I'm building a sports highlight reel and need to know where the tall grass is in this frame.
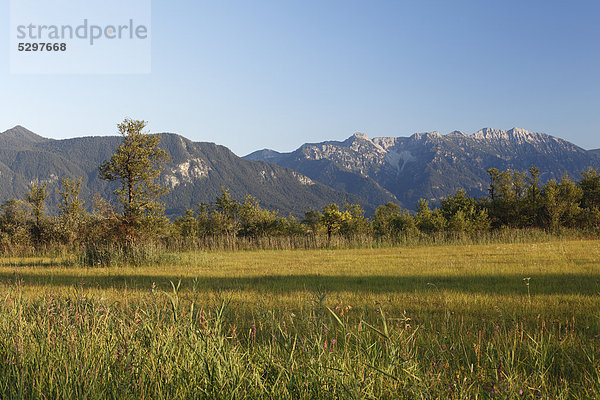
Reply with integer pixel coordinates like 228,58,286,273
0,228,596,258
78,242,180,267
165,228,596,252
0,288,598,399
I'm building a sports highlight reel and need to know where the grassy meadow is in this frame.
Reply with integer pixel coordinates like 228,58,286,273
1,239,600,398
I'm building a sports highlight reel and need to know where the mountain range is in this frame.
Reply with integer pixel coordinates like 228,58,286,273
245,128,600,209
0,125,599,217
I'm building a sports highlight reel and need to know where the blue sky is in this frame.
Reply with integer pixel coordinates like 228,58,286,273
1,1,599,155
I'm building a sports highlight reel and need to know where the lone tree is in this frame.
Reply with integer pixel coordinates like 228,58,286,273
99,118,170,241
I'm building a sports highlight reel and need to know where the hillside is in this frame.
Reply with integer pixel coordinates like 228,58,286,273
0,127,368,217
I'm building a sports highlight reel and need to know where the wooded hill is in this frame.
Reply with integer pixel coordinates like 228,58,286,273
0,126,366,217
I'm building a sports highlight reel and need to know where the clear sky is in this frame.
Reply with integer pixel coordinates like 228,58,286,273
1,0,599,155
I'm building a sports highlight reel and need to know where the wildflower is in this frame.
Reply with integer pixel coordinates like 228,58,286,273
519,390,524,395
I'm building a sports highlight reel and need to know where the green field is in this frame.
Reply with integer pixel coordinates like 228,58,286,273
1,239,600,399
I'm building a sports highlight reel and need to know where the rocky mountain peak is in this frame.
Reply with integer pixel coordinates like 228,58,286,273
472,127,549,144
472,128,507,140
411,131,442,141
352,132,369,140
342,132,371,146
507,127,547,141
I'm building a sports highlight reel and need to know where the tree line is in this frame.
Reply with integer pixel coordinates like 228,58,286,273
1,119,599,255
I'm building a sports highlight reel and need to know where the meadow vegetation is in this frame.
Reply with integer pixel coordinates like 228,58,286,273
1,240,599,398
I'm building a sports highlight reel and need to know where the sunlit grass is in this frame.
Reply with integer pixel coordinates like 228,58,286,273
0,239,599,398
